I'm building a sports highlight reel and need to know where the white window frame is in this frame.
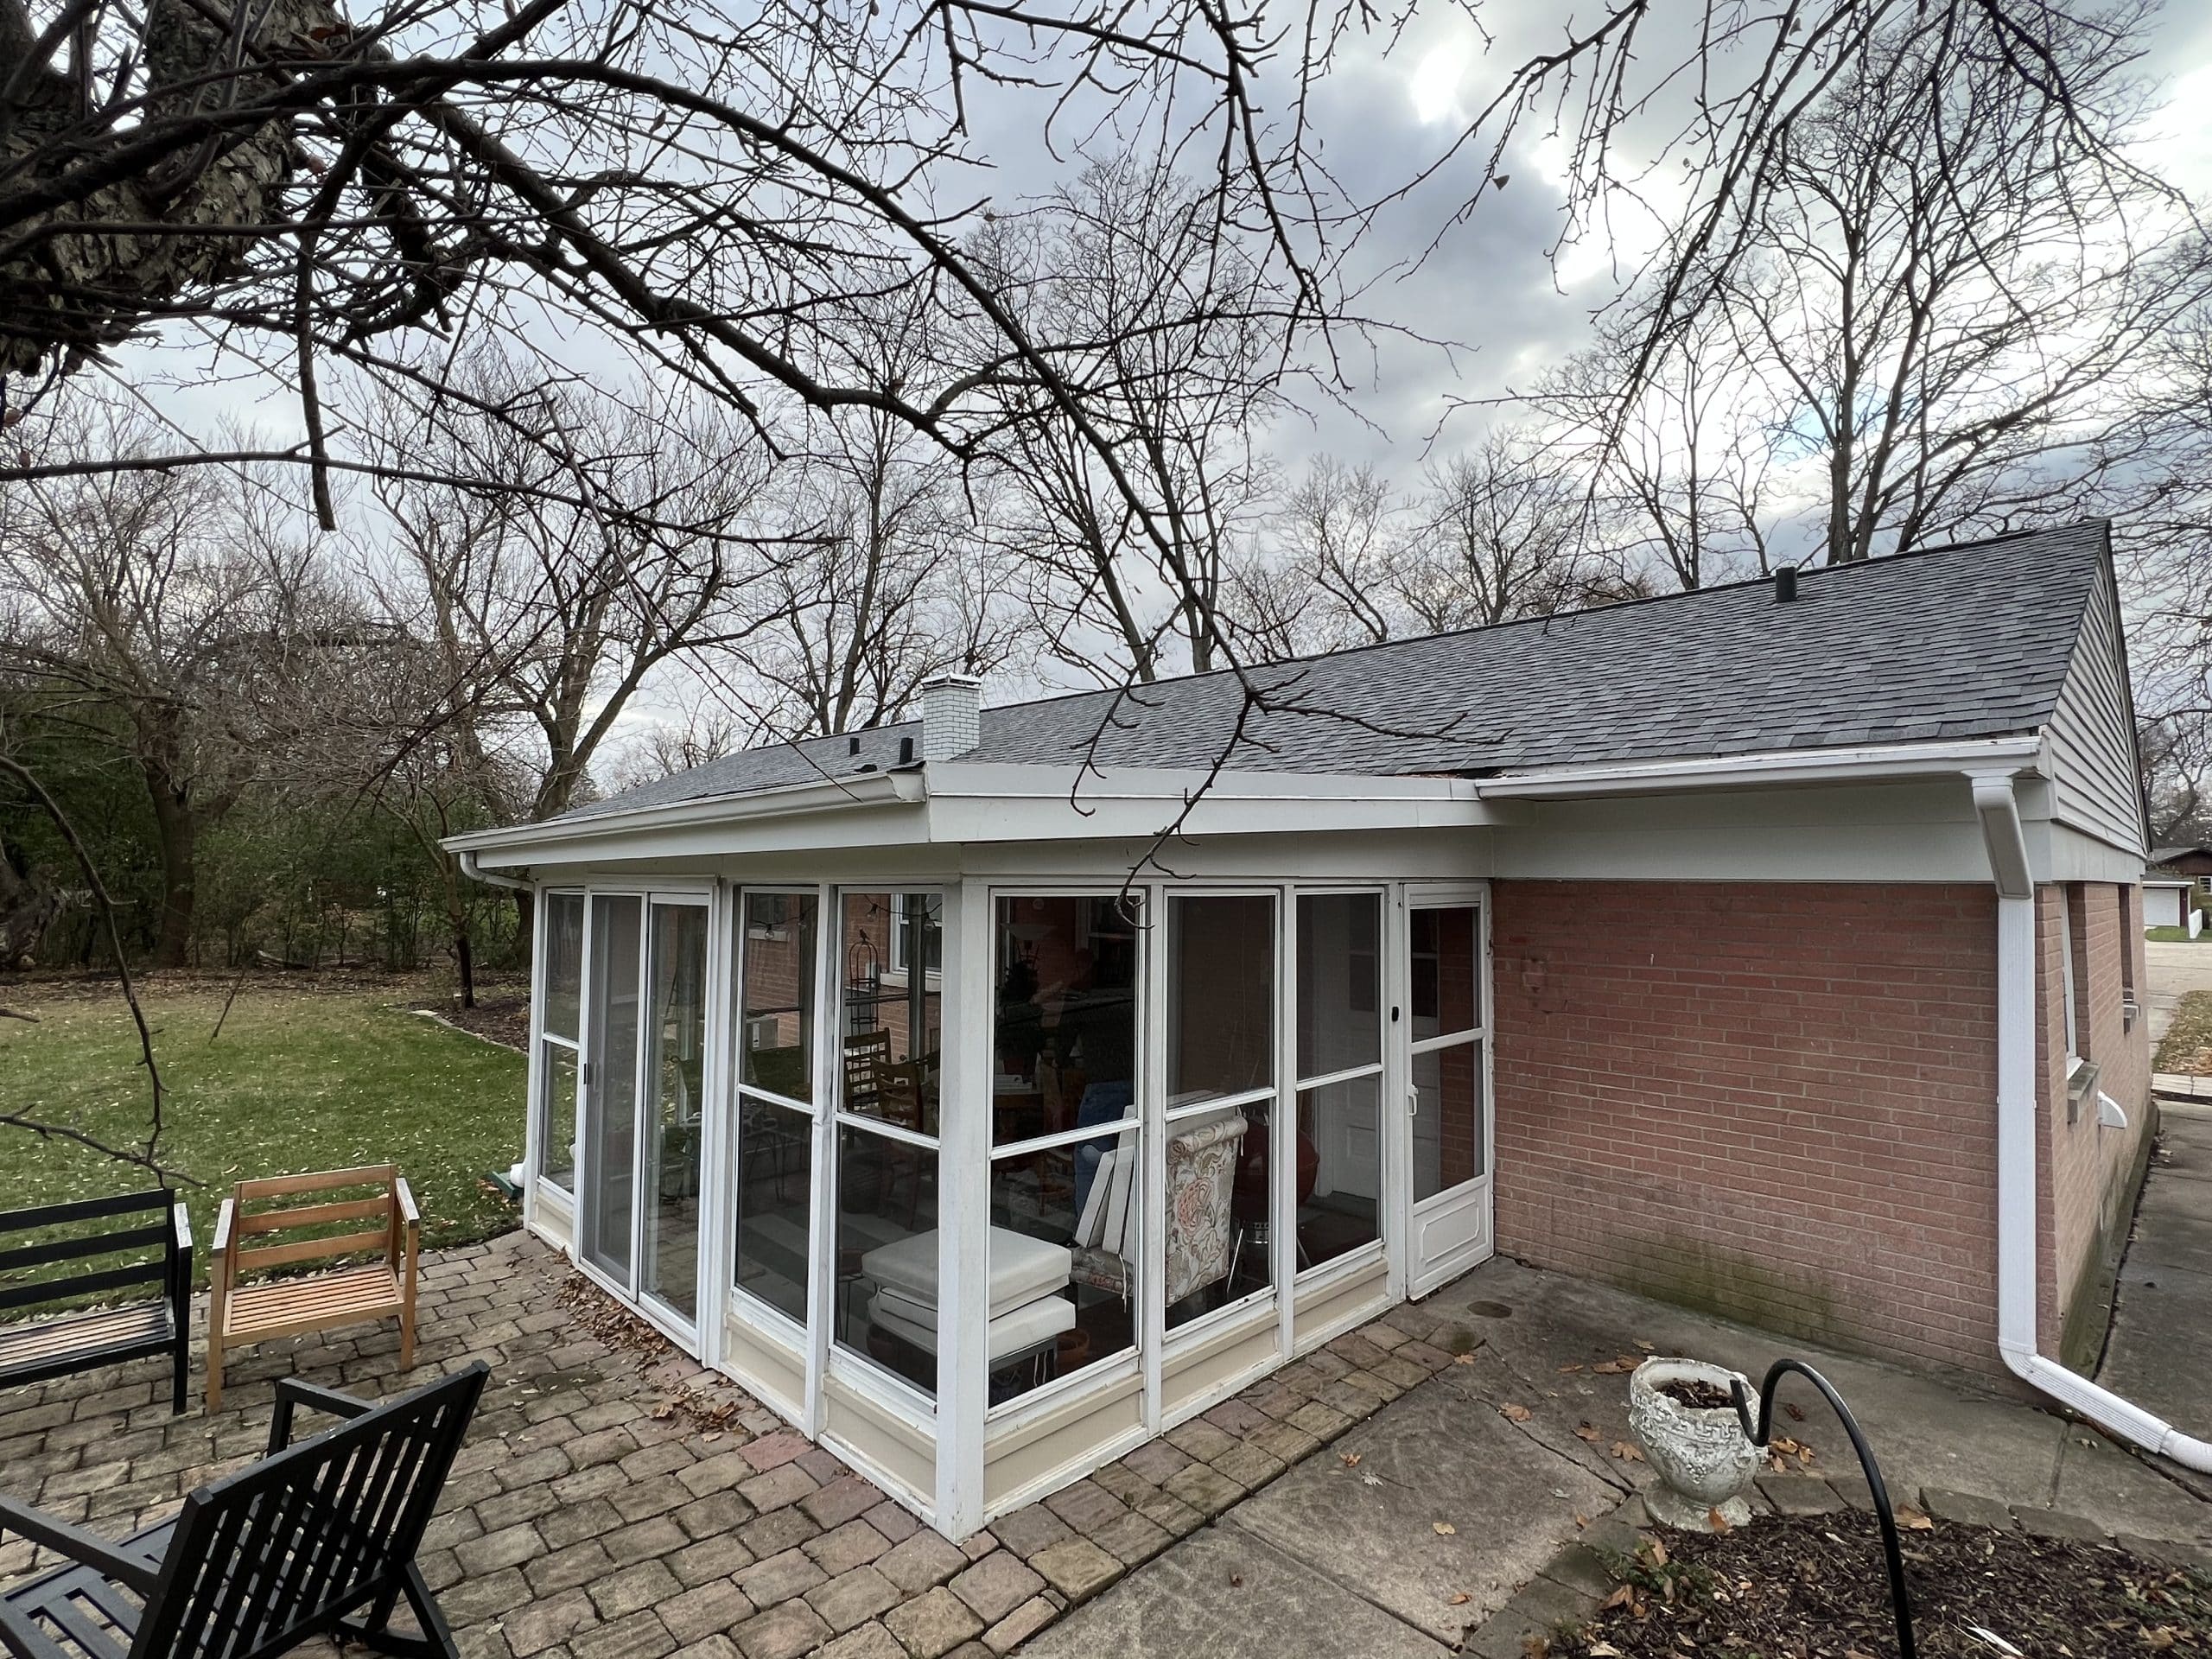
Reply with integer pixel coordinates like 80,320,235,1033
1289,888,1390,1295
728,885,823,1343
2059,885,2085,1075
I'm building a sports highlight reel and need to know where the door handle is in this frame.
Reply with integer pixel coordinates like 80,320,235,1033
1408,1085,1421,1120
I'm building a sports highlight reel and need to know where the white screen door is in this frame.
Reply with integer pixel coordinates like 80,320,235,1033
1402,891,1492,1296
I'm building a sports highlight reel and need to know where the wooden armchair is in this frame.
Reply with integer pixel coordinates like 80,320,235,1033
207,1165,419,1410
0,1364,487,1659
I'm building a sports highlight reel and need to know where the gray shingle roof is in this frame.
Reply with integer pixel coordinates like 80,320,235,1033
563,522,2108,822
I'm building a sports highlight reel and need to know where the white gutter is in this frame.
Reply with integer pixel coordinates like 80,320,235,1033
1968,768,2212,1472
1484,735,2046,798
442,769,927,861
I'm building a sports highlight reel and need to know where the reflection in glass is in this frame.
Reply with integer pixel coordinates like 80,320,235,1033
841,892,941,1136
538,1042,578,1189
1296,893,1381,1077
992,1123,1135,1405
836,1125,941,1397
741,891,817,1103
1296,1076,1381,1268
734,1096,811,1325
582,894,642,1281
641,902,707,1320
543,893,584,1042
992,895,1140,1148
1167,894,1275,1105
1412,1041,1484,1201
1409,906,1478,1040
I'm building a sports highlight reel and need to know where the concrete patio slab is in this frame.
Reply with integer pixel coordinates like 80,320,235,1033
1226,1367,1621,1642
1012,1517,1450,1659
2100,1100,2212,1466
2145,939,2212,1052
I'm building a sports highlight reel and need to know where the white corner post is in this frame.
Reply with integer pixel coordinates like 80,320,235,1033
1967,769,2212,1472
936,879,992,1537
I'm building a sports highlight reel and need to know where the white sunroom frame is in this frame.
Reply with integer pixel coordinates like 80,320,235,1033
519,865,1496,1537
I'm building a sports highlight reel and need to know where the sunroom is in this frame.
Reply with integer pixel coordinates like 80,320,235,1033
458,715,1498,1540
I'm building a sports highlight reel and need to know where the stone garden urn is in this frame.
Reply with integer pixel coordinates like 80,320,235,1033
1625,1357,1761,1528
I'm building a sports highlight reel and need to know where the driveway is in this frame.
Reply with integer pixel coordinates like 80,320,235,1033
2146,938,2212,1053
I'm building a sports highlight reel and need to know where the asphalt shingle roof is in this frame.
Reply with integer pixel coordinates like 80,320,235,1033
563,522,2109,822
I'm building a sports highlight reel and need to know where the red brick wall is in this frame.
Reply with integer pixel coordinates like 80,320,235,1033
1491,880,2004,1376
2033,882,2152,1358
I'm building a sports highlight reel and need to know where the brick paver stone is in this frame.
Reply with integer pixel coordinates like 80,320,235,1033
1026,1537,1122,1604
947,1553,1045,1624
804,1565,902,1635
882,1588,982,1659
877,1533,967,1595
734,1602,833,1659
659,1579,760,1646
981,1504,1071,1561
737,1548,829,1609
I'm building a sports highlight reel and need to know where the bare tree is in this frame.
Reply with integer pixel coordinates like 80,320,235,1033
1395,431,1637,632
0,406,350,965
366,358,777,830
1630,2,2201,566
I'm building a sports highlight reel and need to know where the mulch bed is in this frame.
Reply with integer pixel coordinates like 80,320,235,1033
1560,1510,2212,1657
416,991,530,1051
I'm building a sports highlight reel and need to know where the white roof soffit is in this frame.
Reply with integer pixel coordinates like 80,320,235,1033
1478,734,2049,799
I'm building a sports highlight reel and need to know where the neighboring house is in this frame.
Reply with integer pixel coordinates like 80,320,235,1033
448,521,2166,1537
2144,879,2200,935
2150,844,2212,895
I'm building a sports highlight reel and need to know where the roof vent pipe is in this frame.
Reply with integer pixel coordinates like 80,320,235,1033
919,674,982,761
898,735,914,766
849,735,861,756
1774,567,1799,603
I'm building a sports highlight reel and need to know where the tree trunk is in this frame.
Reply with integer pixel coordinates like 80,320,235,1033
456,928,477,1008
145,782,197,970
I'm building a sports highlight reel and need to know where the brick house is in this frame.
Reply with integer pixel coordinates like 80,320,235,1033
449,520,2185,1536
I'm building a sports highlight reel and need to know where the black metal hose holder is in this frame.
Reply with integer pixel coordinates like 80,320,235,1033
1729,1358,1918,1659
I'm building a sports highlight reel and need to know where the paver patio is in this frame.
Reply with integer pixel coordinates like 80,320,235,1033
0,1229,1472,1659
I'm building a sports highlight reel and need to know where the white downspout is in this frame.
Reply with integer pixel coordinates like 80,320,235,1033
1967,770,2212,1472
457,848,531,891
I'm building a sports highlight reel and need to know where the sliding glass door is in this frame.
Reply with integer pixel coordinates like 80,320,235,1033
576,890,709,1334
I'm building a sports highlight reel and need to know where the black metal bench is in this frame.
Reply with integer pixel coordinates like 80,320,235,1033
0,1362,490,1659
0,1192,193,1414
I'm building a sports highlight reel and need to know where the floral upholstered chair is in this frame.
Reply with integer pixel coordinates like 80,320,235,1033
1070,1107,1246,1305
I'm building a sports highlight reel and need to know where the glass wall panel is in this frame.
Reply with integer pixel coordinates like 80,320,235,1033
1166,894,1274,1106
992,896,1139,1147
1295,894,1380,1077
1410,906,1478,1040
1411,1042,1484,1201
543,893,584,1040
734,1096,811,1325
538,1043,579,1190
741,892,817,1103
641,902,708,1321
1296,1076,1381,1268
835,1125,941,1397
582,894,643,1281
990,1122,1135,1404
840,892,942,1136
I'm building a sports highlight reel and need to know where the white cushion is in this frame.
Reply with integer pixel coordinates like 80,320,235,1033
867,1290,1076,1362
860,1227,1071,1319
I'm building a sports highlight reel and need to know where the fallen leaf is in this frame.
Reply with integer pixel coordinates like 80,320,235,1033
1453,1352,1478,1366
1616,1355,1641,1370
1601,1585,1634,1611
1707,1507,1732,1533
1340,1452,1363,1467
1447,1592,1471,1605
1648,1536,1669,1567
1610,1440,1646,1462
1897,1504,1935,1531
1500,1402,1532,1422
1230,1572,1244,1587
1574,1422,1605,1442
1633,1338,1655,1351
1588,1643,1624,1657
1433,1521,1457,1535
1558,1363,1585,1374
1362,1473,1382,1486
1574,1512,1589,1529
1592,1359,1628,1375
1784,1402,1806,1422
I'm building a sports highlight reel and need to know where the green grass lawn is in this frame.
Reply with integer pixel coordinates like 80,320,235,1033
0,982,527,1283
2147,925,2212,944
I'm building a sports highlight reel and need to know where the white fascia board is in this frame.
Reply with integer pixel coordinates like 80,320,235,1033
1478,734,2048,799
441,770,926,868
918,762,1491,843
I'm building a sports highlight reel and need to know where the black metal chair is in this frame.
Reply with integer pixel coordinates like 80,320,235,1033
0,1362,489,1659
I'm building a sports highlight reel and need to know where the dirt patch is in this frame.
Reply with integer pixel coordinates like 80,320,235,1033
414,992,531,1052
1560,1512,2212,1657
2157,989,2212,1077
1656,1378,1733,1410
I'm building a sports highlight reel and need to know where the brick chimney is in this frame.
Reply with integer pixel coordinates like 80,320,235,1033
919,675,982,761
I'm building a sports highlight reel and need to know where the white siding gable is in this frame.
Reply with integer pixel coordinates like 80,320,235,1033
2044,548,2147,858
